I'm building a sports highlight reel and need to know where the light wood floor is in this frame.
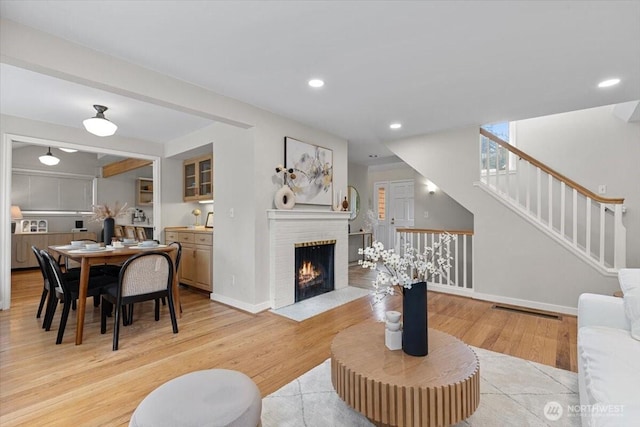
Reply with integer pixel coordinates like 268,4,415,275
1,267,577,426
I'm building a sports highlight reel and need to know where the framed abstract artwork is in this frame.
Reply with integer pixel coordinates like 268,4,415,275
284,136,333,205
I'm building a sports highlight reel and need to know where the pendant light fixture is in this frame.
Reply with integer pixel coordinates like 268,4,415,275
83,104,117,137
39,147,60,166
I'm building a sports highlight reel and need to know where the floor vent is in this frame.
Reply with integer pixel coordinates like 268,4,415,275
492,304,562,320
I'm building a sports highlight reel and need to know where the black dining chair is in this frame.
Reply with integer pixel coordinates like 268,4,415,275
39,250,117,344
101,251,178,351
33,245,55,322
33,245,99,327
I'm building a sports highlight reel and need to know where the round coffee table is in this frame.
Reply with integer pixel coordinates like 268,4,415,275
331,322,480,426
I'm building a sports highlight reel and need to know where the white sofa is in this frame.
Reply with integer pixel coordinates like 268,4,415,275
578,269,640,427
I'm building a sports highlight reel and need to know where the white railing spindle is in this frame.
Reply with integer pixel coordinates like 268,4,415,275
572,189,578,246
394,229,473,291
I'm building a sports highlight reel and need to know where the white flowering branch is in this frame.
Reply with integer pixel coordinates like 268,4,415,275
90,202,128,222
358,235,453,304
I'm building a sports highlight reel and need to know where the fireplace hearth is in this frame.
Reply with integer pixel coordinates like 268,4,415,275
295,240,335,303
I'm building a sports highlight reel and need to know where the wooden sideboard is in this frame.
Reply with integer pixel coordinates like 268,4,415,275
165,227,213,292
11,231,97,269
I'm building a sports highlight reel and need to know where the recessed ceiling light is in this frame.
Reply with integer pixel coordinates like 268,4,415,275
368,154,378,158
59,148,78,153
308,79,324,88
389,123,402,129
598,78,620,88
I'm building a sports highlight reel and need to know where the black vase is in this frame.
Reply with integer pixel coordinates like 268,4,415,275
402,281,428,356
103,217,115,244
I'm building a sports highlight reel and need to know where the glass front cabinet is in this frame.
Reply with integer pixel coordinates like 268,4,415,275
183,154,213,202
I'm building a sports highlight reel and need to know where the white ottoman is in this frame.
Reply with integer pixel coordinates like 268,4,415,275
130,369,262,427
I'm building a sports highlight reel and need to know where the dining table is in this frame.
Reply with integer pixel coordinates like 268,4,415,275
47,243,179,345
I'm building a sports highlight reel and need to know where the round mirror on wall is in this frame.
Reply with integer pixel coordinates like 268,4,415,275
348,186,360,221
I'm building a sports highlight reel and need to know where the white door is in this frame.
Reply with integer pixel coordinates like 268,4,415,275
389,180,415,249
373,182,389,248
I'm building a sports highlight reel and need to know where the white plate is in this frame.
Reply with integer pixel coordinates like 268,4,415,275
131,244,165,249
56,244,83,250
69,247,114,253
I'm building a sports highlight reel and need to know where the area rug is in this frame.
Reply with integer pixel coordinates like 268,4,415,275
269,287,371,322
262,346,580,426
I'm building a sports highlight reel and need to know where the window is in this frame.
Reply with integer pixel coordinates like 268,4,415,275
377,187,386,221
480,122,517,172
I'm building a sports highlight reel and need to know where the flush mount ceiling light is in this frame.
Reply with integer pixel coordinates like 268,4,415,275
598,78,620,88
83,104,118,137
39,147,60,166
389,123,402,129
308,79,325,88
59,148,78,153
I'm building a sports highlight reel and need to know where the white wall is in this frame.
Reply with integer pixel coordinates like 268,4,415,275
387,125,620,313
347,162,368,260
413,176,474,231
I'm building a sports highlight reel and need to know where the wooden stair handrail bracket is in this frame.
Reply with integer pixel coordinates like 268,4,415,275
102,158,153,178
479,129,623,204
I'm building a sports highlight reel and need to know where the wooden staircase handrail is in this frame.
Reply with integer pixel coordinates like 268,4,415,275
396,228,474,236
480,128,624,204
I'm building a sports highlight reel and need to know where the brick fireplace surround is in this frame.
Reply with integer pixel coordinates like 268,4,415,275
267,209,349,309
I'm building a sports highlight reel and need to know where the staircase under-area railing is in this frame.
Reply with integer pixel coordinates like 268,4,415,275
395,228,474,292
478,128,626,272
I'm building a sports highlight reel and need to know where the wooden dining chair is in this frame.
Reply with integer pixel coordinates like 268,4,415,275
124,226,136,240
135,227,147,241
114,225,124,239
127,241,183,325
101,251,178,351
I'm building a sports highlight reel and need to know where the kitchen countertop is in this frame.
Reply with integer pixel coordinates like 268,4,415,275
117,223,154,228
165,226,213,233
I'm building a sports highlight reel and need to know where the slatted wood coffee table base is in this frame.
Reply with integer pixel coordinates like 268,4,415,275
331,324,480,426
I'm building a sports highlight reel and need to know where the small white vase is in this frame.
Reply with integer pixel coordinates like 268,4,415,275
274,185,296,210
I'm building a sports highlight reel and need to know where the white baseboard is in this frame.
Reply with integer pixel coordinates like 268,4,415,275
210,293,271,314
427,283,475,298
427,283,577,316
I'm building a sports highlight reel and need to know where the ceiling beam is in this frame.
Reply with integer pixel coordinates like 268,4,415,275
102,158,152,178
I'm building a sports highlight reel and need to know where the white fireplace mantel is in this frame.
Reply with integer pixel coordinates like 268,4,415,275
267,209,350,221
267,209,349,309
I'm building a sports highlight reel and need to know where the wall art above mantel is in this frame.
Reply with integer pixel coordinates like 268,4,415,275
284,136,333,206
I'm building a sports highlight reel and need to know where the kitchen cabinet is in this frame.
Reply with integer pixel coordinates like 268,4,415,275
165,228,213,292
136,178,153,206
11,231,97,269
183,154,213,202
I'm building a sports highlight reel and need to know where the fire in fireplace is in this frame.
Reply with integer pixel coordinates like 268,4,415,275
294,240,335,303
